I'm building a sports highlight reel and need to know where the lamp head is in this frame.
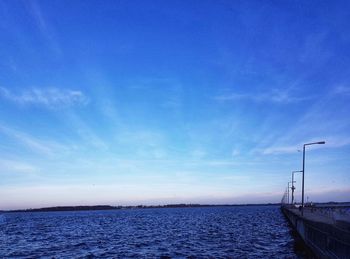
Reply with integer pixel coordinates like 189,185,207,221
304,141,326,146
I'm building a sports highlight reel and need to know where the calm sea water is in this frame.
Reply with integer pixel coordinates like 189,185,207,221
0,206,302,258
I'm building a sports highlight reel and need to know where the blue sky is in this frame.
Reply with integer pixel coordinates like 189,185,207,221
0,0,349,209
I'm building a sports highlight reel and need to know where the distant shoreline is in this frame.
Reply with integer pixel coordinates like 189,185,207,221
4,203,281,213
4,201,350,213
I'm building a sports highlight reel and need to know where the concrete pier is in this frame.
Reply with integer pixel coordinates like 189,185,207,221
282,206,350,258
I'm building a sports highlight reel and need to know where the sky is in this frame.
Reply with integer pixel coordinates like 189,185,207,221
0,0,349,210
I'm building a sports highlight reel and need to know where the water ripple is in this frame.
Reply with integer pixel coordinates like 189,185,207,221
0,206,302,258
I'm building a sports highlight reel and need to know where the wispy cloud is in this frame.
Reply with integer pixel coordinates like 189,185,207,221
299,31,332,65
189,148,207,159
0,125,73,157
248,84,350,156
333,85,350,96
259,136,350,155
25,0,62,56
320,136,350,148
162,96,182,109
0,87,88,108
0,159,39,174
215,89,312,103
128,77,183,110
64,113,108,150
115,130,167,159
260,145,299,155
0,125,53,155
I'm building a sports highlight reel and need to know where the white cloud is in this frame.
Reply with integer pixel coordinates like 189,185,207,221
215,89,312,104
0,87,89,108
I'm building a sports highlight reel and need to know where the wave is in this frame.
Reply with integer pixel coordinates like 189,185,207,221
0,213,5,224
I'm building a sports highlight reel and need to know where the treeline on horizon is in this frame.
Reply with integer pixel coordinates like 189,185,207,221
2,202,350,213
6,203,281,213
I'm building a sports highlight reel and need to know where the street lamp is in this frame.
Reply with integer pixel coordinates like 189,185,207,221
301,141,325,216
291,170,302,205
287,181,293,205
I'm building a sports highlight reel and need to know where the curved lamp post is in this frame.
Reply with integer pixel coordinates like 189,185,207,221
301,141,325,216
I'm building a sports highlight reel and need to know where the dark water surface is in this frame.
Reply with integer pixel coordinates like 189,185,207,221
0,206,302,258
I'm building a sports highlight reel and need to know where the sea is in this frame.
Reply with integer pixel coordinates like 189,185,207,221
0,206,304,258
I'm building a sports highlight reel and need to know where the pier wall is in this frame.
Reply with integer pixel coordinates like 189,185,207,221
282,207,350,259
